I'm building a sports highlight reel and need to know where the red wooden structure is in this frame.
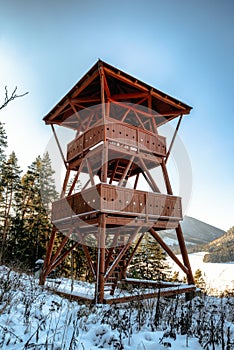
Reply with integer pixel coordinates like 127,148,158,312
39,60,195,303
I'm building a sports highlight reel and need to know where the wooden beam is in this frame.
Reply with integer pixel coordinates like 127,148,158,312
105,231,120,270
45,69,99,124
47,242,79,275
104,228,140,280
39,225,57,285
51,125,67,170
118,156,135,187
71,69,100,99
99,64,106,120
123,233,144,274
67,170,79,196
149,228,189,275
165,115,183,163
109,99,153,118
71,97,101,104
109,160,120,184
86,158,95,186
134,172,140,190
75,230,96,279
139,157,160,193
110,92,148,100
133,110,146,130
100,142,108,183
96,214,106,303
104,67,189,112
149,93,158,134
161,158,173,195
45,229,73,274
60,168,71,198
175,224,195,284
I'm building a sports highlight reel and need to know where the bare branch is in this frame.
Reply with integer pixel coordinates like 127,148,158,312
0,86,29,111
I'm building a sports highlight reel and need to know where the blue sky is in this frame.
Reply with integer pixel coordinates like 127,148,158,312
0,0,233,231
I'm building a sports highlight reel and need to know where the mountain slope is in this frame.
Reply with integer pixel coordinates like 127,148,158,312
203,226,234,263
160,215,225,246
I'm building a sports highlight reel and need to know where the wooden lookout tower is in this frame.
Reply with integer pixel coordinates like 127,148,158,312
40,60,196,303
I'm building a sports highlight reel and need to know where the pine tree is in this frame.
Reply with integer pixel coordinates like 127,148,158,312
0,152,21,262
129,233,171,281
40,152,58,213
194,268,206,294
0,121,7,167
9,155,58,268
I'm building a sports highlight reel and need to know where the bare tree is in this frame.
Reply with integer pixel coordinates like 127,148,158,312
0,86,28,111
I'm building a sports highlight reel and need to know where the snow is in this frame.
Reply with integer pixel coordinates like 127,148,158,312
0,265,234,350
168,252,234,295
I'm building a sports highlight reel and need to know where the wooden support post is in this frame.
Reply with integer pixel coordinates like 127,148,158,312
118,156,134,187
39,225,57,285
46,229,73,272
105,228,140,281
51,125,67,170
99,63,106,123
109,160,119,184
165,115,183,164
47,242,79,275
139,157,160,192
61,168,71,198
123,233,144,277
105,231,120,269
175,224,195,285
67,170,79,196
96,214,106,304
86,158,95,186
100,143,108,183
134,172,140,190
75,230,96,279
161,158,173,195
148,92,158,134
149,228,189,275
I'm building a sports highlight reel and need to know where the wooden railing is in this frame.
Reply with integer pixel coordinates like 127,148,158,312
67,122,166,163
52,184,182,222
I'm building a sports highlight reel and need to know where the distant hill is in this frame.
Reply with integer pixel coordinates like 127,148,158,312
160,215,225,247
203,226,234,263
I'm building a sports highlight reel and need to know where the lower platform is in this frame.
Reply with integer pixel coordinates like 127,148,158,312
45,277,196,304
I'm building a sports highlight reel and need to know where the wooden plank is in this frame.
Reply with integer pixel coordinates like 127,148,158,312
103,285,196,304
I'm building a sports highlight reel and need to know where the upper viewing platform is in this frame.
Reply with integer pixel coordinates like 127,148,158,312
43,60,192,134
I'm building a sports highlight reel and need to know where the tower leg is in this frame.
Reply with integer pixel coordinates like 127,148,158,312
39,226,57,285
96,214,106,303
175,224,195,285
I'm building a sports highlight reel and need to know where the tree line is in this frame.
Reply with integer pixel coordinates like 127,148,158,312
0,121,58,268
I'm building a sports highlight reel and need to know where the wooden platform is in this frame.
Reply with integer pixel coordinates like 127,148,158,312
52,184,182,232
46,278,197,305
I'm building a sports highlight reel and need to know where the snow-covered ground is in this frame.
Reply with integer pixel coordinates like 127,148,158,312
0,265,234,350
168,252,234,295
